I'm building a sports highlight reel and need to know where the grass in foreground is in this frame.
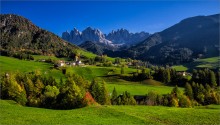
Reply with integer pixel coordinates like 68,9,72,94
0,100,219,125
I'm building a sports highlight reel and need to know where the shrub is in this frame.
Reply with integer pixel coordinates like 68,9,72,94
170,98,179,107
146,91,158,106
179,95,192,108
82,92,97,106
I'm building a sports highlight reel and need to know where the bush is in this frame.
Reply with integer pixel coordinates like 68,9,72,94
118,91,136,105
191,100,200,107
156,94,163,105
56,80,84,109
171,98,179,107
0,73,27,105
179,95,192,108
103,61,112,67
146,91,158,106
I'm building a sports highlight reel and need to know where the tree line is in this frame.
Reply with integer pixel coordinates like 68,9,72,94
120,66,219,87
0,68,219,109
0,71,136,109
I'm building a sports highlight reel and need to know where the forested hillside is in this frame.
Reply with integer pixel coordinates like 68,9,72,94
125,14,220,64
0,14,79,58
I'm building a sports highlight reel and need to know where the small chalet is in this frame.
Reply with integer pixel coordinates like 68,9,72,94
54,60,65,67
75,55,84,66
177,71,192,77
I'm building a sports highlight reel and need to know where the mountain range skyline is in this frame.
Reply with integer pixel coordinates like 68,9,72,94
62,27,150,46
2,1,219,36
63,27,148,35
0,13,219,64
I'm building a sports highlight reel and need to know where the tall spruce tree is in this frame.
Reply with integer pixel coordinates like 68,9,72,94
101,81,111,105
184,82,193,100
171,85,181,98
210,71,217,87
121,66,125,74
89,79,102,104
165,69,171,83
111,87,118,105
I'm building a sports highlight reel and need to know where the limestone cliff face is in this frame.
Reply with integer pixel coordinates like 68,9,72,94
62,27,150,46
62,27,113,46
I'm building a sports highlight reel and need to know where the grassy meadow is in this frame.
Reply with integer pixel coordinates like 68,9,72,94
1,56,220,124
106,82,183,95
0,56,182,95
66,66,138,80
0,100,219,125
171,65,188,71
66,66,181,95
0,56,51,73
172,57,220,72
193,56,220,69
32,55,71,61
0,56,65,81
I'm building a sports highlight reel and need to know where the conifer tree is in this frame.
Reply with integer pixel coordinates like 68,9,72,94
89,79,102,103
184,82,193,100
121,66,125,74
111,87,118,105
210,71,217,87
100,81,111,105
171,85,181,98
166,69,171,83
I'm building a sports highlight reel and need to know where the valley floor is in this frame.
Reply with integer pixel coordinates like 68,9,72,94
0,100,220,125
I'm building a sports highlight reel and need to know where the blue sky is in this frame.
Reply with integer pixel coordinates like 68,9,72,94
1,1,220,36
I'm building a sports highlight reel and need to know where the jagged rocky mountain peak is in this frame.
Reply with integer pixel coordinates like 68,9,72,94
62,27,150,49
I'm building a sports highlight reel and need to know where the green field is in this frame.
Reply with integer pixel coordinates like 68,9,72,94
193,57,220,69
172,65,188,71
1,100,219,125
173,57,220,71
0,56,65,81
77,49,115,62
106,82,183,95
32,55,71,61
1,56,219,125
0,56,51,73
66,66,181,95
0,56,182,95
66,66,138,80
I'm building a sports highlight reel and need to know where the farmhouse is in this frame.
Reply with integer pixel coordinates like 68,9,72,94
177,71,192,77
54,60,65,67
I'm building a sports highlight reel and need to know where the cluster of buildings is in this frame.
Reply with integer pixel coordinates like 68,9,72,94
55,60,84,67
54,56,85,67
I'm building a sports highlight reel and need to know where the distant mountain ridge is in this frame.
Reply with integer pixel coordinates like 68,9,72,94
62,27,113,46
79,41,107,55
126,14,220,64
106,29,150,45
62,27,150,46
